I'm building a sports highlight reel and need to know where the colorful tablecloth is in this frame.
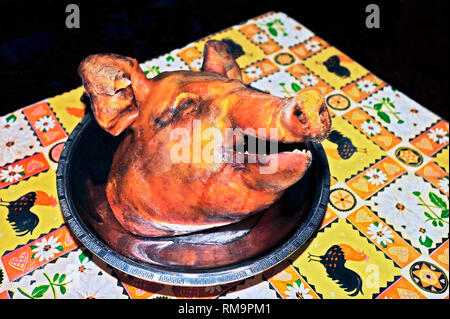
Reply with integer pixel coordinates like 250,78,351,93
0,12,448,300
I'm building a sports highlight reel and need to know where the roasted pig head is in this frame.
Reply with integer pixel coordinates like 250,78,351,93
79,40,332,237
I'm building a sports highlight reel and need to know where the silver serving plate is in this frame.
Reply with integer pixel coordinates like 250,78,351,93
56,112,330,286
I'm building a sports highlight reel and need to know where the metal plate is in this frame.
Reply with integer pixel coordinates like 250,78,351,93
56,112,330,286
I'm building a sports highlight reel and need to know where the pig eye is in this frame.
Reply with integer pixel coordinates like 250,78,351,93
154,117,167,127
294,109,308,124
171,92,201,118
173,92,200,108
153,92,201,127
172,97,197,112
294,109,302,118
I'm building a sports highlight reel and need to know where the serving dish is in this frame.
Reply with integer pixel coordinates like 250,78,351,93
56,110,330,286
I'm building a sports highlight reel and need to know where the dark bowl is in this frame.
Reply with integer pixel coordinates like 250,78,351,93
56,112,330,286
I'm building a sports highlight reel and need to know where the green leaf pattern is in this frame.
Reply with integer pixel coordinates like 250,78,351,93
363,97,405,124
265,19,288,37
17,272,72,299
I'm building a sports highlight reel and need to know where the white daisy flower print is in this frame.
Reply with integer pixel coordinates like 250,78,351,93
65,252,96,288
31,236,63,262
361,120,381,136
300,73,318,87
361,86,440,140
370,173,448,252
65,273,126,299
0,164,25,183
244,66,262,79
428,128,449,145
304,40,321,52
284,280,313,299
397,103,439,135
0,129,34,165
189,57,203,71
35,115,56,132
401,105,421,123
356,79,377,93
364,168,387,186
367,222,394,247
438,177,449,194
403,218,444,253
372,189,415,228
252,31,269,44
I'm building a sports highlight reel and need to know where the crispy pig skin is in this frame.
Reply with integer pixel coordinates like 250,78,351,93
79,40,331,237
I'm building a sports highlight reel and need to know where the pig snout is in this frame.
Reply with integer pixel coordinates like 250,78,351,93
281,87,332,143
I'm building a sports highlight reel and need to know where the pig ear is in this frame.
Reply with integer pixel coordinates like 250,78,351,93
79,54,146,136
201,40,243,81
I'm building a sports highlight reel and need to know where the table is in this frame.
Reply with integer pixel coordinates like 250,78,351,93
0,11,448,299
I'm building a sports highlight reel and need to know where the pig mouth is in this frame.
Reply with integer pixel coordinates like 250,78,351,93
233,132,310,157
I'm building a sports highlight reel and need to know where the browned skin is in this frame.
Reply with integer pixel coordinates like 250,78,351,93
79,40,332,237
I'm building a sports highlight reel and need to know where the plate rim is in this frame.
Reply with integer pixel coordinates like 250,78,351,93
56,113,330,286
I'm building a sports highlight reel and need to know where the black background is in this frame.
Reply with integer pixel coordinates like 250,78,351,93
0,0,448,119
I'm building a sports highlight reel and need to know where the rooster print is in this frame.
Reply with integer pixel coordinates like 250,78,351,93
0,191,56,236
221,38,245,59
308,244,369,297
322,55,351,78
326,130,367,160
